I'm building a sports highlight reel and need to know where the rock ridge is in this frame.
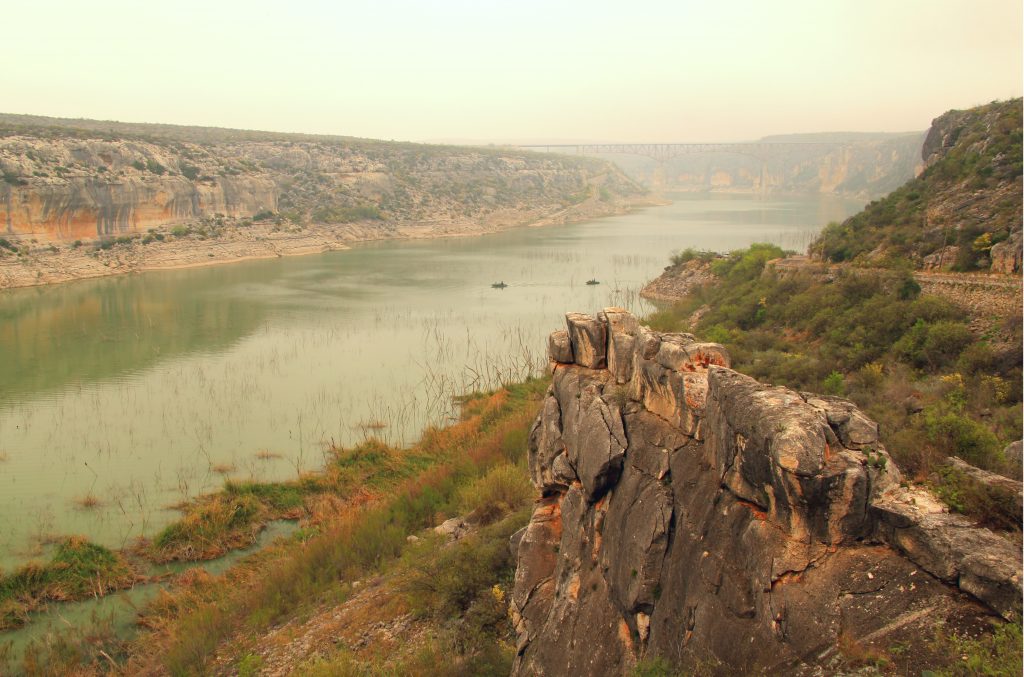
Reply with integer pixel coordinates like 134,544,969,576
511,308,1022,675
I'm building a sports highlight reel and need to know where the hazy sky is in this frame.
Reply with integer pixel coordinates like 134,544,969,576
2,0,1020,142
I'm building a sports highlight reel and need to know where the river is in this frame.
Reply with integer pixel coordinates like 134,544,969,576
0,193,863,570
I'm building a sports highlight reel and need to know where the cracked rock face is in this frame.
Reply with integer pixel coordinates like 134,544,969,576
513,309,1023,675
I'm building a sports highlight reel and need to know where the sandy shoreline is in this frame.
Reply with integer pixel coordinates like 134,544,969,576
0,196,659,292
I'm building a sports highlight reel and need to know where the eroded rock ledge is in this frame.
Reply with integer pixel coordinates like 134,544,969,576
511,308,1022,675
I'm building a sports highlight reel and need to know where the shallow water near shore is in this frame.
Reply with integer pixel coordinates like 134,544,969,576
0,519,298,667
0,192,862,572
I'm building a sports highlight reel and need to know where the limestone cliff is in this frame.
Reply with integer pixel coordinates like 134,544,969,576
511,309,1021,675
0,114,642,244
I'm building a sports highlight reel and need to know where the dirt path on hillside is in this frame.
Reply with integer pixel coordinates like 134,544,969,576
642,256,1022,339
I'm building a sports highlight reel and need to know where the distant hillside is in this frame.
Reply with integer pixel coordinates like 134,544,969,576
811,99,1023,273
0,113,643,244
595,130,924,198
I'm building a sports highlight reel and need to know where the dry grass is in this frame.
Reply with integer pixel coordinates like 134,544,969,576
116,378,547,676
254,449,283,460
4,378,547,674
73,493,103,510
459,463,535,525
150,494,266,562
0,450,8,463
210,463,237,475
354,419,387,431
837,630,890,670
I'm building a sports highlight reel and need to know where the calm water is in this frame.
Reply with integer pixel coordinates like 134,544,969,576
0,193,863,569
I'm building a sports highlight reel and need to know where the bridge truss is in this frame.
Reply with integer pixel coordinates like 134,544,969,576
515,142,841,163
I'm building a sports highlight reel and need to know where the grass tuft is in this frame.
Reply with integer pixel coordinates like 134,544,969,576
0,537,136,631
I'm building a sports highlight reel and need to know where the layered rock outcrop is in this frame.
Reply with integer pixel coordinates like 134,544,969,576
511,309,1022,675
0,115,641,244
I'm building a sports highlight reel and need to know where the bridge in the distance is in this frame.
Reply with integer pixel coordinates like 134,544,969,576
514,142,841,163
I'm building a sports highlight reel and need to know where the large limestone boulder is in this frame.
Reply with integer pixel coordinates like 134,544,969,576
547,330,573,364
565,312,607,369
990,230,1022,274
601,306,640,384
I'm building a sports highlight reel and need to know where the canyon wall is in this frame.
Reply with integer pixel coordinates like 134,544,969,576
511,309,1021,675
0,117,641,243
601,132,925,198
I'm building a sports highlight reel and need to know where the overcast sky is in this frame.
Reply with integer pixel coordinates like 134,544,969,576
2,0,1020,143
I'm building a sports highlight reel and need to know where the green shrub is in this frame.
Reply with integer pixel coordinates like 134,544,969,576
710,242,786,283
311,204,382,223
922,322,974,368
632,656,683,677
2,170,27,186
923,409,1001,469
958,343,999,376
895,320,973,370
897,273,921,300
823,371,846,396
670,247,715,266
405,512,527,621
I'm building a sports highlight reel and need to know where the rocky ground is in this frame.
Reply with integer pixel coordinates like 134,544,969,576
913,271,1023,339
639,258,718,302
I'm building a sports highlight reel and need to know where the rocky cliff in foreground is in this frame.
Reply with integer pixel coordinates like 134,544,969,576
511,309,1021,675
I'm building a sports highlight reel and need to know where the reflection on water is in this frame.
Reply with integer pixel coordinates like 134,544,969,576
0,268,267,403
0,193,863,569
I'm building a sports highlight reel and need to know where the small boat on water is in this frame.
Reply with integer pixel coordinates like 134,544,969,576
491,281,508,289
585,279,600,285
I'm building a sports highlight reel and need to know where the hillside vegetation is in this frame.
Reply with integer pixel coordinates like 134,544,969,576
643,102,1022,506
811,99,1022,273
650,244,1021,486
